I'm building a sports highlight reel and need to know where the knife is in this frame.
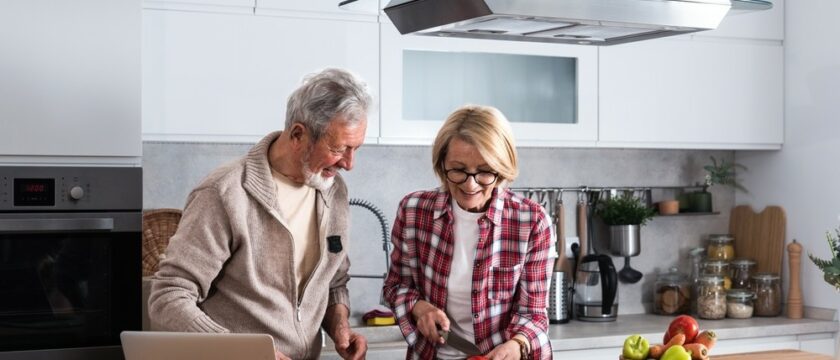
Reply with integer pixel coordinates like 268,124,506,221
438,329,482,356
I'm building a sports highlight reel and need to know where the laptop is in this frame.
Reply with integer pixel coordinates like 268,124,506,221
120,331,275,360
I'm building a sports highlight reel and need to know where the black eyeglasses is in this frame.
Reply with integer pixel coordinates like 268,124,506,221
444,168,499,186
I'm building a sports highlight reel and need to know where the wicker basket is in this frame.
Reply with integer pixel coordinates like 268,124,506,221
142,208,182,277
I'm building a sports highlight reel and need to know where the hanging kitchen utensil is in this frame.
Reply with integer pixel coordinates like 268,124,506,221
554,190,568,272
618,256,643,284
576,191,588,262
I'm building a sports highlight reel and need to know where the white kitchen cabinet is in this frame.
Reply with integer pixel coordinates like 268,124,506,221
143,0,254,14
256,0,380,20
0,0,141,163
379,22,598,146
142,10,380,143
700,0,784,41
598,38,783,149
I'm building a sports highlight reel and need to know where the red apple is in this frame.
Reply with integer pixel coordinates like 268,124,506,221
664,315,699,344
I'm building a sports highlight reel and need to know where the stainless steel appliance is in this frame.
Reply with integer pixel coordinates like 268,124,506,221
0,166,142,360
372,0,772,46
574,254,618,322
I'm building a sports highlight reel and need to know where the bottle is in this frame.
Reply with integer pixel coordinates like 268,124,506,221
752,273,782,316
702,260,732,290
726,289,755,319
688,247,706,314
707,234,736,261
654,267,691,315
730,258,756,290
697,275,727,320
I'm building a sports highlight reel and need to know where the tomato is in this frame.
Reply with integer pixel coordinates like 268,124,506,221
664,315,699,344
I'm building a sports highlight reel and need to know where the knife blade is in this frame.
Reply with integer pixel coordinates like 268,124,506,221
438,329,482,356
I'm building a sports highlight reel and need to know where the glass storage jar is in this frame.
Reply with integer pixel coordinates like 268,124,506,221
688,247,706,314
752,273,782,316
702,260,732,290
726,289,755,319
654,267,691,315
707,234,736,261
696,275,727,320
730,258,756,290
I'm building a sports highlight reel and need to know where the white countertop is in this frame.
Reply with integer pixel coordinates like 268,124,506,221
326,307,838,358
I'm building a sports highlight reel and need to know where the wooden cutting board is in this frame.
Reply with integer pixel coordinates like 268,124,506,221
714,349,832,360
729,205,786,275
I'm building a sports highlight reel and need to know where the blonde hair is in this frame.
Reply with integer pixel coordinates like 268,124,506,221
432,105,519,188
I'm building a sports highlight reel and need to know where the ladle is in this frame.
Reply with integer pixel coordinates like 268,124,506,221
618,256,643,284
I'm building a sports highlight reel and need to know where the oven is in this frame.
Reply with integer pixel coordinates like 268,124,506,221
0,166,141,360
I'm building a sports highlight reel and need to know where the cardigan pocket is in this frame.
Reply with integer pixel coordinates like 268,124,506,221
488,264,521,300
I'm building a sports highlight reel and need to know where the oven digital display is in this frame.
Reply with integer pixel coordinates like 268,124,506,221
14,178,55,206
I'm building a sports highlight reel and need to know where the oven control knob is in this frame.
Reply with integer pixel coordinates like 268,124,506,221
69,186,85,200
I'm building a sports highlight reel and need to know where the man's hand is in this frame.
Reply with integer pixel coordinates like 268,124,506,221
332,326,367,360
410,300,449,345
323,304,367,360
274,350,292,360
485,340,521,360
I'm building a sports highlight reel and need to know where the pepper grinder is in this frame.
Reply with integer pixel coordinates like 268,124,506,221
786,239,803,319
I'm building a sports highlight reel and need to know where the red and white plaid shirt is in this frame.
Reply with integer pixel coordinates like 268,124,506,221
383,187,552,360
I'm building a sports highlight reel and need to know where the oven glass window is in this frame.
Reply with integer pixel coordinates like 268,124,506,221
0,232,140,352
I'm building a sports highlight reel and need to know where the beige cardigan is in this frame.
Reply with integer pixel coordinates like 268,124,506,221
148,131,351,359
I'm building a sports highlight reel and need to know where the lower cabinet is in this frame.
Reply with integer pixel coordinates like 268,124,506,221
598,37,783,149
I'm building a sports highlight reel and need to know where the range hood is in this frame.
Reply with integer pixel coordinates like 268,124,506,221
363,0,772,46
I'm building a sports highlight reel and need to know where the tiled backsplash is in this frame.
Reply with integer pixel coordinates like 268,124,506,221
143,142,733,325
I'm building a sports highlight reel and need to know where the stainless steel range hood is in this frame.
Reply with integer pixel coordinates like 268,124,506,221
367,0,772,46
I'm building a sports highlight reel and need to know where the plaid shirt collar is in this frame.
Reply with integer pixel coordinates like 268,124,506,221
431,186,506,226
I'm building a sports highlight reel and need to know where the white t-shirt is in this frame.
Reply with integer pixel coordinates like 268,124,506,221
271,169,319,299
437,198,483,360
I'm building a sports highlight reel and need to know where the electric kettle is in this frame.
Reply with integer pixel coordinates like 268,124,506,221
574,254,618,322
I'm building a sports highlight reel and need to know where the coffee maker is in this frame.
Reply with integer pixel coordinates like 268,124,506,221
574,254,618,321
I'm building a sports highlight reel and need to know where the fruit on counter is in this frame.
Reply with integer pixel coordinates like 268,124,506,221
664,315,699,344
661,345,692,360
683,343,709,360
649,333,685,360
622,334,650,360
693,330,717,351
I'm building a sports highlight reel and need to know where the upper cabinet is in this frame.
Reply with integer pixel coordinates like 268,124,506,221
0,0,141,163
142,10,380,143
598,38,783,149
380,22,598,146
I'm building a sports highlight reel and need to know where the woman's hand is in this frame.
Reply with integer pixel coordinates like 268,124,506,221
411,300,449,344
485,340,521,360
274,350,291,360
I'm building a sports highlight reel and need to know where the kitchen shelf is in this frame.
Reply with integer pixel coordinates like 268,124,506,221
655,211,720,217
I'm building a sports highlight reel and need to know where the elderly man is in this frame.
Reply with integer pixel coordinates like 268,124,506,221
149,68,372,360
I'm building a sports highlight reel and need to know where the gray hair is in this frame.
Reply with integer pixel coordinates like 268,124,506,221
285,68,372,140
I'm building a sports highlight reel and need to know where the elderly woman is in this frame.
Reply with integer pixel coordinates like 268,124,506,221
383,105,552,360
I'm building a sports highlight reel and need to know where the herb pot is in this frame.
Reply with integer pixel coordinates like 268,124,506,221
609,224,640,257
690,191,713,213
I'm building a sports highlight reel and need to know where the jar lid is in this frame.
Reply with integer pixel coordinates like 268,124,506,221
731,258,756,266
657,267,688,283
752,272,780,280
709,234,734,243
698,275,724,284
726,289,755,299
702,260,729,268
689,247,706,258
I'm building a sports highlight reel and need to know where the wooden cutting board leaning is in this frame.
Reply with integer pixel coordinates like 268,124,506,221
728,205,786,275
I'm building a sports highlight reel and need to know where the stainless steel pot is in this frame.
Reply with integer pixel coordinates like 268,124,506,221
609,224,640,257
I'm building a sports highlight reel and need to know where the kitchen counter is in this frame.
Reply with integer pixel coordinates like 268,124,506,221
715,349,833,359
322,307,838,359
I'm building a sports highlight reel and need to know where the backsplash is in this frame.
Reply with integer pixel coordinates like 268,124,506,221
143,142,733,325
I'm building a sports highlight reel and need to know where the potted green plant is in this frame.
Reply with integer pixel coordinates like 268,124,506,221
808,226,840,292
690,156,748,212
596,194,655,283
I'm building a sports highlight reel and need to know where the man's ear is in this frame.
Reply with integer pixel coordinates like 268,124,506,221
288,123,308,143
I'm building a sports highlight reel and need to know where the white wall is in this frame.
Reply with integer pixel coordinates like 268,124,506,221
736,0,840,355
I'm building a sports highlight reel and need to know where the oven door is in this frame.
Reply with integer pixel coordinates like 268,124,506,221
0,212,140,358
